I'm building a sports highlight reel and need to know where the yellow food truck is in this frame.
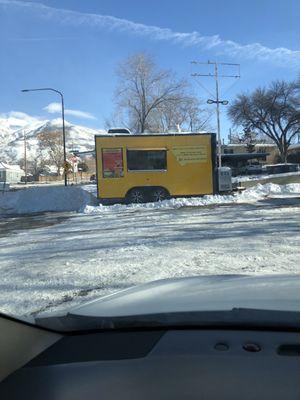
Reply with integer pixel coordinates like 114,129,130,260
95,133,217,203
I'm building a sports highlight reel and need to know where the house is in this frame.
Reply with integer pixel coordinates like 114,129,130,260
0,162,24,183
221,144,273,175
222,143,278,164
287,143,300,163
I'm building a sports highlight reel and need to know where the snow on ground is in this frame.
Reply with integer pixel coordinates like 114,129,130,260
81,184,98,196
83,183,300,213
0,183,299,317
1,182,299,217
0,185,96,215
232,171,300,183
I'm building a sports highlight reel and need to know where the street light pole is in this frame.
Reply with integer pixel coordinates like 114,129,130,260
214,63,222,168
207,93,229,168
60,92,67,186
21,88,67,186
23,129,27,185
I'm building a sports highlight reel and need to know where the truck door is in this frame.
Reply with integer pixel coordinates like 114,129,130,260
99,147,125,199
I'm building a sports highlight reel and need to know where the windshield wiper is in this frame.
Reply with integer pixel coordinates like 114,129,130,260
35,308,300,333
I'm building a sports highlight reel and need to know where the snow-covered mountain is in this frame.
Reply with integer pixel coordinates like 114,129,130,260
0,112,105,163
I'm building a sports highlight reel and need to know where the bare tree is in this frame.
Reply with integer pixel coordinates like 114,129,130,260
77,162,89,172
239,128,256,153
147,96,212,133
228,80,300,163
19,150,47,178
182,98,213,132
104,109,132,132
113,53,209,133
38,131,64,175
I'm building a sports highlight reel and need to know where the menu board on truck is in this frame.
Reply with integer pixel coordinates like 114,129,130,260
102,148,124,178
171,145,208,166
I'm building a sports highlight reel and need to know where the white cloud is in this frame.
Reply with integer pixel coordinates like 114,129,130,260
43,102,96,120
1,0,300,67
0,111,41,123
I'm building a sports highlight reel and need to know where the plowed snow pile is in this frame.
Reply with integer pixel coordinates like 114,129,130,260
0,183,299,217
0,186,96,216
83,183,300,214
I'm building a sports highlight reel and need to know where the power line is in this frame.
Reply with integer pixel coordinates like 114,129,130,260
222,77,241,96
192,76,215,98
191,60,240,167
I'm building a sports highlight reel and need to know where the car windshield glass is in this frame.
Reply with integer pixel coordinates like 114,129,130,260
0,0,299,329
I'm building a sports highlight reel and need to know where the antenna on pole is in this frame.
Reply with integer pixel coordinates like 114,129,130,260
191,61,240,168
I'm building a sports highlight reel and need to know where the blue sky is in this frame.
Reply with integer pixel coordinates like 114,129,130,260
1,0,299,140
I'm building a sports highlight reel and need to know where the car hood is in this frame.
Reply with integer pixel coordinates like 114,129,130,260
66,274,300,318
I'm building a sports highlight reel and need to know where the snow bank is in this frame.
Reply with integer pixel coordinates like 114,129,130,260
1,182,298,217
232,171,300,183
81,184,97,196
83,183,300,215
0,186,96,216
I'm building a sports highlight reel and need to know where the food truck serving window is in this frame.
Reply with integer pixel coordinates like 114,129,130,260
102,148,124,178
127,149,167,171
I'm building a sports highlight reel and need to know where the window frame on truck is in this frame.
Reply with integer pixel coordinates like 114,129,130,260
101,148,124,179
126,148,167,173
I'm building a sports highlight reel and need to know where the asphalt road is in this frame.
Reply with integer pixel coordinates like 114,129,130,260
1,196,299,237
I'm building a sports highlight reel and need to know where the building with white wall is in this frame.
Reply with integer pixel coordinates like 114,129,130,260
0,162,24,183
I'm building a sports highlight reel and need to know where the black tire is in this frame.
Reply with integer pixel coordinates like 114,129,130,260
150,187,169,202
126,188,146,204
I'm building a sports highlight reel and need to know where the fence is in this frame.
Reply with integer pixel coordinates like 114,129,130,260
239,172,300,188
38,172,93,183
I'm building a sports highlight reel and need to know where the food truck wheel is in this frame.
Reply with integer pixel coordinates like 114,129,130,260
150,187,170,202
126,188,147,204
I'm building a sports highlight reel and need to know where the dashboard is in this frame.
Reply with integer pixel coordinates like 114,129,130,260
1,318,300,399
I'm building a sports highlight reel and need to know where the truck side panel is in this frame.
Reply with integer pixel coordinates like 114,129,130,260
95,134,215,200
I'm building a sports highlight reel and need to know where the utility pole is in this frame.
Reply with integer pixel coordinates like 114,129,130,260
24,130,27,185
214,62,222,167
191,61,240,167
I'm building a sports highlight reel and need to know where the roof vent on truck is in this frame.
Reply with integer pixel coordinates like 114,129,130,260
107,127,132,135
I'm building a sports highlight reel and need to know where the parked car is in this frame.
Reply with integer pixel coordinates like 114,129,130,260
240,163,262,175
262,163,299,174
20,174,35,183
244,164,262,175
90,174,96,183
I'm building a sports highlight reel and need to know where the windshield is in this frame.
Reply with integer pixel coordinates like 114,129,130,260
0,0,299,330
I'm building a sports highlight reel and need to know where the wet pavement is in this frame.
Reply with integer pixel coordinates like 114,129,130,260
0,196,299,238
0,213,72,237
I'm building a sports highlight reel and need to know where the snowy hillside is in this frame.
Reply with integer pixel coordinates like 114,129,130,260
0,112,105,163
